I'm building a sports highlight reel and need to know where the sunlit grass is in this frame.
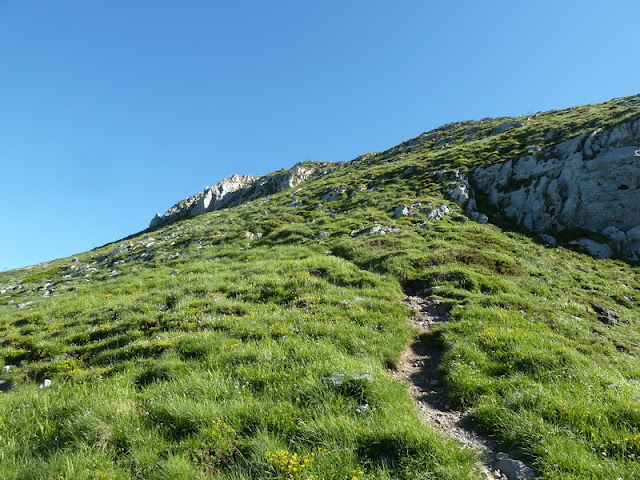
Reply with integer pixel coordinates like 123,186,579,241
1,95,640,478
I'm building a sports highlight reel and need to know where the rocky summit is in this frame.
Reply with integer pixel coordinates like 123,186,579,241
1,95,640,480
153,95,640,260
150,162,338,228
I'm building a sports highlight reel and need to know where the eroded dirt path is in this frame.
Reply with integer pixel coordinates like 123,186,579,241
393,296,537,480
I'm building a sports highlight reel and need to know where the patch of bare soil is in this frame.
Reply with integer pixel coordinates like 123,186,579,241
393,296,537,480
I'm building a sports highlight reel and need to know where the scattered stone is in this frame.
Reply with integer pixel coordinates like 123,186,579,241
471,212,489,224
490,121,524,136
322,373,373,386
493,452,536,479
322,188,346,202
3,365,10,373
591,303,620,326
450,183,470,203
539,234,557,246
164,253,181,262
394,205,411,218
360,225,402,235
16,301,33,309
39,379,52,389
0,380,13,392
569,239,613,259
426,204,450,221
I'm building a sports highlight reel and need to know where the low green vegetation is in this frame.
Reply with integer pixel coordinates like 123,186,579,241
1,95,640,479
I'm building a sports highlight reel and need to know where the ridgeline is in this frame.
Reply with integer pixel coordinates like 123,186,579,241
1,95,639,479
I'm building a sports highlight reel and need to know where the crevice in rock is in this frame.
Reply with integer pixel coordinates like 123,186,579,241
393,295,537,480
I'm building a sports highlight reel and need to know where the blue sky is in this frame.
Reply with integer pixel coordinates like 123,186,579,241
1,1,639,271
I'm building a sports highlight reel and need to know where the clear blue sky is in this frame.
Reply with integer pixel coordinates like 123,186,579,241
2,1,639,271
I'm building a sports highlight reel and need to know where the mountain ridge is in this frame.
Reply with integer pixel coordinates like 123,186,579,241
1,94,640,479
150,94,640,259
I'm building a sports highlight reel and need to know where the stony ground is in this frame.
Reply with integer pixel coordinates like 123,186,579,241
394,296,537,480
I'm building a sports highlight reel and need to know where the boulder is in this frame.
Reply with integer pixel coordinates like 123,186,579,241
426,204,450,221
539,234,557,246
394,205,411,218
471,212,489,224
569,239,613,259
493,452,536,479
591,303,620,326
450,183,470,203
149,213,163,228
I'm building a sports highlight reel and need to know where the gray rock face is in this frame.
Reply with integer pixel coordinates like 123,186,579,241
150,162,330,228
539,234,557,246
191,174,258,216
472,119,640,255
149,192,203,228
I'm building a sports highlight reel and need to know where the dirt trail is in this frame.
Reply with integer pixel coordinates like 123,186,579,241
393,296,537,480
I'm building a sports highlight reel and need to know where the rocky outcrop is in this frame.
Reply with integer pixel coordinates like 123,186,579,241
190,174,259,217
150,162,330,228
149,192,204,228
472,118,640,257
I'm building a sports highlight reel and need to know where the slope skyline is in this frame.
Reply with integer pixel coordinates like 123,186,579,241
2,1,640,271
1,93,639,478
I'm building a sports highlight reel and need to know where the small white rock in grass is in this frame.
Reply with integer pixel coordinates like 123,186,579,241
2,365,10,373
393,205,410,218
39,379,52,388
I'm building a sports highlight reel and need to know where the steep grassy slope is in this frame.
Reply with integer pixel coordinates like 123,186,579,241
1,96,640,479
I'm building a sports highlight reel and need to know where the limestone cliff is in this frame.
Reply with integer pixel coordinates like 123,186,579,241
471,117,640,257
150,161,335,228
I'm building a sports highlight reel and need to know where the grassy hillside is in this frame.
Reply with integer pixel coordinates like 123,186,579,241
1,95,640,479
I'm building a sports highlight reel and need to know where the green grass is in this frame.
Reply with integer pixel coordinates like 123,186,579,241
1,95,640,478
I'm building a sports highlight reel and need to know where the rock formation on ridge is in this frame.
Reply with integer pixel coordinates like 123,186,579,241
471,118,640,258
150,95,640,259
150,161,335,228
